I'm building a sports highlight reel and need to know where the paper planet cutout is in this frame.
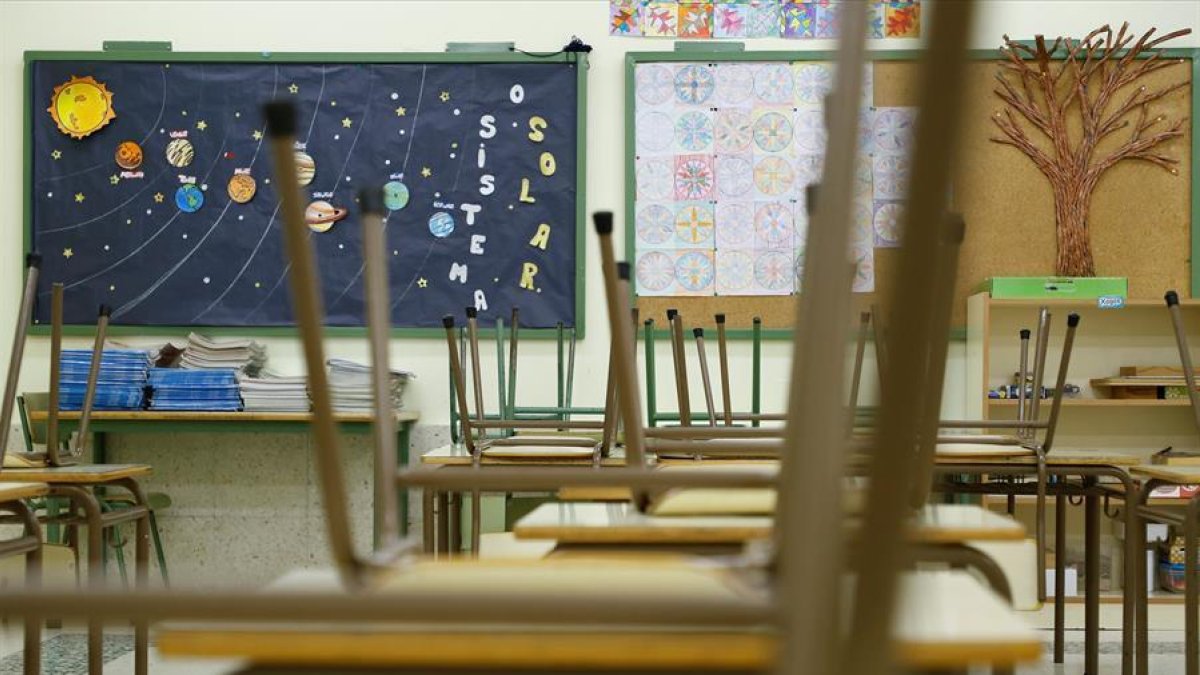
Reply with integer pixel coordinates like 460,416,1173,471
115,141,143,170
383,181,409,211
305,200,347,233
166,138,195,168
48,75,116,139
227,174,257,204
175,184,204,213
428,212,455,238
294,152,315,186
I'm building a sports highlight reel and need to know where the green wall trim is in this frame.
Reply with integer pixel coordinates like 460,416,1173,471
22,48,590,339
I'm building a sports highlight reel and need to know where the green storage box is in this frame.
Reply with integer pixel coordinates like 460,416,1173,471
979,277,1128,299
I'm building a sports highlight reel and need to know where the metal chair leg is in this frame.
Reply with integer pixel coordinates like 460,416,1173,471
148,509,169,587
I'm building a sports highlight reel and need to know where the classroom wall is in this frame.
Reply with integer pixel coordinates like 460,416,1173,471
1,0,1198,586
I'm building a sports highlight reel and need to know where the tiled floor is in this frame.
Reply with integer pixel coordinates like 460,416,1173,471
0,626,1187,674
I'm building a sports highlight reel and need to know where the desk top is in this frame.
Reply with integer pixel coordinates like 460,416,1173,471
0,482,49,501
0,464,151,483
157,567,1038,670
936,448,1141,467
1130,464,1200,483
421,444,628,467
28,410,419,424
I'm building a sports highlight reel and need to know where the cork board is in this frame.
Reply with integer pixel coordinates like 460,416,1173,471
631,57,1193,330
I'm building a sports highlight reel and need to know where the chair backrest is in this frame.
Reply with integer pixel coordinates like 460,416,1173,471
18,393,49,448
0,253,41,470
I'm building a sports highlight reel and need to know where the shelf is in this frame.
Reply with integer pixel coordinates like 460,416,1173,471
988,398,1190,408
1049,593,1185,605
984,494,1189,507
985,296,1200,309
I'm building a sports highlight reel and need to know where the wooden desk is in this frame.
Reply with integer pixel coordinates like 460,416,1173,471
0,482,49,501
29,409,419,542
936,449,1142,467
158,567,1040,671
1130,464,1200,483
419,443,626,466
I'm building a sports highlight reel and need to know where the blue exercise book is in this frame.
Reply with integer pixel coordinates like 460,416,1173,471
148,368,238,386
148,401,241,411
58,389,145,410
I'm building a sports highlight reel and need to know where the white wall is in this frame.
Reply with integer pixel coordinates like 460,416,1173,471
1,0,1198,428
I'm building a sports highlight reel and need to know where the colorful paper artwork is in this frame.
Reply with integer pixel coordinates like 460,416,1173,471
48,75,116,139
610,0,920,39
869,106,917,248
633,61,878,297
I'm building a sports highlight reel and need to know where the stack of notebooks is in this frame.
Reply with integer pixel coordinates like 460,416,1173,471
238,373,310,413
147,368,242,411
181,333,266,376
327,359,414,413
58,349,150,410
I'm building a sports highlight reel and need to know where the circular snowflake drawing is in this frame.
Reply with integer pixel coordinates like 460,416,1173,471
636,65,674,105
794,64,833,105
674,64,716,105
674,157,715,200
636,158,673,200
716,250,754,294
755,202,794,247
752,111,793,153
714,109,753,153
715,202,754,247
715,155,753,198
874,201,904,245
753,64,795,104
793,109,828,153
676,251,716,293
755,250,794,292
874,108,915,154
675,111,714,151
753,156,795,197
715,64,754,105
872,155,910,200
674,203,716,245
635,203,674,245
636,251,675,293
636,112,674,153
794,154,824,186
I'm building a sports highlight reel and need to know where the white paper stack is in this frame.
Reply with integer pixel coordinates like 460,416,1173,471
181,333,267,376
238,373,311,412
326,358,414,413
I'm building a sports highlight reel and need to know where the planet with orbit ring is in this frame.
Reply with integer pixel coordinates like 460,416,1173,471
305,200,347,233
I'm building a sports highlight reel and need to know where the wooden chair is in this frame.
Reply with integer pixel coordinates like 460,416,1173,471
0,481,47,675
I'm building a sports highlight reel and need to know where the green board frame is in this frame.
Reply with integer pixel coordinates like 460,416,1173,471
23,46,590,339
624,45,1200,340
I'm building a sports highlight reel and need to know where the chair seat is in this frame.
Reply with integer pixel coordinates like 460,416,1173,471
1130,464,1200,484
489,435,598,448
481,446,596,460
649,488,776,516
2,453,47,469
0,482,50,501
0,464,152,483
936,443,1034,458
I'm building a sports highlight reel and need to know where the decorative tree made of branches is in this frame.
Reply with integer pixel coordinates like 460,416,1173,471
991,23,1191,277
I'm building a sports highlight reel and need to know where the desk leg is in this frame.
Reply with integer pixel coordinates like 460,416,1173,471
1055,491,1065,664
471,489,481,557
450,493,463,555
436,492,449,558
1186,496,1200,675
422,489,434,554
1085,477,1099,675
56,486,104,675
398,423,410,538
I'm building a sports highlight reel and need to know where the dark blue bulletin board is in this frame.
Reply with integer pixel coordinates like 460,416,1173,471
26,52,586,331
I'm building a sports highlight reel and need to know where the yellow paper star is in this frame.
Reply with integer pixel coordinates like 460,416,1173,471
341,117,352,128
109,175,120,185
417,278,428,288
51,150,62,160
439,91,450,102
74,193,85,203
420,167,432,178
62,248,73,259
288,83,299,94
196,120,208,131
252,130,263,141
395,106,407,117
153,193,164,203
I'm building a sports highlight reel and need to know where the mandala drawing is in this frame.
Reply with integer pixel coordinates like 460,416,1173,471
753,156,795,197
754,250,794,293
716,249,754,294
873,200,904,247
715,155,753,198
675,250,716,293
793,108,828,154
794,64,833,105
873,107,916,155
636,112,675,153
852,195,873,247
754,202,794,248
674,155,716,201
675,111,714,152
636,157,674,200
636,64,674,105
715,202,754,247
852,244,875,293
714,109,753,153
636,250,676,294
794,154,824,186
857,108,875,155
752,111,794,153
635,203,675,246
674,202,716,246
675,64,716,105
753,64,795,104
715,64,754,105
793,246,806,291
872,154,910,201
